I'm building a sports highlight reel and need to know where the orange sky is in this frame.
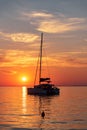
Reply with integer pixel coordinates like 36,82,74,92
0,65,87,86
0,0,87,86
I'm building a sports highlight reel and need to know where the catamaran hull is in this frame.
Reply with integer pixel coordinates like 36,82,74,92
27,88,60,96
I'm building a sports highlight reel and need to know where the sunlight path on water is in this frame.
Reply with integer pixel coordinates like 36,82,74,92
22,86,27,114
0,86,87,130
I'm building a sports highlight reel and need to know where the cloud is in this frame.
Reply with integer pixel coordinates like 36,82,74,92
0,68,17,75
0,32,39,43
49,51,87,67
0,55,11,63
37,17,86,33
37,20,74,33
0,49,38,67
0,48,87,68
23,11,53,18
68,18,85,23
84,39,87,42
22,10,86,34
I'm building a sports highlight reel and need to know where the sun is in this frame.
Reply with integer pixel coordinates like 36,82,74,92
21,76,27,82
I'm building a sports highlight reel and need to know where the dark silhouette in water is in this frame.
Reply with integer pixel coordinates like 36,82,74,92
27,33,60,96
41,111,45,118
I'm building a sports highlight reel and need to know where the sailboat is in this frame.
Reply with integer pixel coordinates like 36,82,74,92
27,33,60,95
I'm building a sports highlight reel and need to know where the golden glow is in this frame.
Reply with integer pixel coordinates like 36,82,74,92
22,76,27,82
22,86,27,114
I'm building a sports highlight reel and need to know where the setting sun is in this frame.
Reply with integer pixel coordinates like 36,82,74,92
22,76,27,82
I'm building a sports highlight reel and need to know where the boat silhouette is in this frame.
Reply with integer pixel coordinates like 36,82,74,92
27,33,60,95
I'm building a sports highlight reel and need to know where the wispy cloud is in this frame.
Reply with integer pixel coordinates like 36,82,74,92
84,39,87,42
0,48,87,69
0,68,17,75
0,32,39,43
48,51,87,67
37,17,86,33
37,20,73,33
22,11,53,18
21,10,86,34
0,49,38,67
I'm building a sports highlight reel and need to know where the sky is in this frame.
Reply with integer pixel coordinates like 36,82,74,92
0,0,87,86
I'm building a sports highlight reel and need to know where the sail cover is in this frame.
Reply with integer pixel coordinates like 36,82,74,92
40,78,50,82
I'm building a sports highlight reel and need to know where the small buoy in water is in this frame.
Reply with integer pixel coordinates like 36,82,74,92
41,111,45,118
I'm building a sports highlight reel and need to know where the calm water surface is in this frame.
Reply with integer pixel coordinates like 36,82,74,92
0,86,87,130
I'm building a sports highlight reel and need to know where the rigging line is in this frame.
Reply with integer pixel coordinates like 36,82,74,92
39,33,43,84
43,48,51,79
34,54,40,86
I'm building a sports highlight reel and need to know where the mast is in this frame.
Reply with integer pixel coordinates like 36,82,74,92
39,33,43,84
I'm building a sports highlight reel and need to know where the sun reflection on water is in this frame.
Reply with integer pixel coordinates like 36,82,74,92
22,86,27,114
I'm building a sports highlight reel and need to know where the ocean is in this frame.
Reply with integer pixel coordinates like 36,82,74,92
0,86,87,130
